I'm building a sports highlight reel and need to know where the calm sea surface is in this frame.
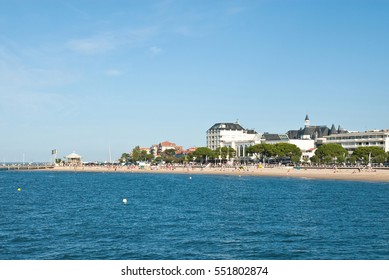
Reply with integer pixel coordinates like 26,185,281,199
0,171,388,260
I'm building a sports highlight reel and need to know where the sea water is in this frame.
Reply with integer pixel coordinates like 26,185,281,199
0,171,388,260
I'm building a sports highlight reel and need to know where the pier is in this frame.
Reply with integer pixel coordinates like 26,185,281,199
0,164,54,171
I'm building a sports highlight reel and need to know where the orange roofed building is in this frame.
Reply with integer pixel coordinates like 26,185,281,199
158,141,183,155
139,147,151,154
183,147,197,155
140,141,196,157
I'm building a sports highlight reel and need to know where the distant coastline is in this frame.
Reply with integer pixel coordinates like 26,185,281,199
45,165,389,183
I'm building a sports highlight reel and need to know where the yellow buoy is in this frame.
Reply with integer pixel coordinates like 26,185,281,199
17,188,21,191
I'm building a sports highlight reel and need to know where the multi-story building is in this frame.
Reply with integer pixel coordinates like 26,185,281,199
206,122,260,154
149,141,183,157
287,114,347,142
287,115,389,153
154,141,183,156
324,130,389,153
159,141,182,154
139,147,152,154
285,114,352,151
206,121,315,159
229,134,263,158
207,116,389,162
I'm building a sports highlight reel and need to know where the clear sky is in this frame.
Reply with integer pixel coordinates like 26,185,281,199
1,0,388,162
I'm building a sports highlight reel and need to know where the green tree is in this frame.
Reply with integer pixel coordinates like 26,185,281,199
352,146,386,164
160,149,177,163
315,144,348,164
246,144,266,156
145,153,154,162
192,147,215,163
226,147,236,159
336,154,346,164
291,155,301,164
247,143,301,163
310,155,320,164
214,147,236,160
263,144,277,157
185,153,195,162
274,143,302,159
374,154,387,164
140,150,148,161
175,154,187,164
162,149,176,157
119,153,131,164
153,156,163,164
246,143,277,160
349,155,357,165
131,146,142,162
323,155,334,165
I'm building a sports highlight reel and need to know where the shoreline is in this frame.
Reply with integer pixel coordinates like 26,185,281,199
46,166,389,183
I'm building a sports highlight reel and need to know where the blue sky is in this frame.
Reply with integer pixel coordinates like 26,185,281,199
0,0,388,162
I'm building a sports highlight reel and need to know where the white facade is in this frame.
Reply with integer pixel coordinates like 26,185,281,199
206,123,258,151
301,148,317,162
223,134,263,157
289,139,315,152
290,139,316,163
323,130,389,153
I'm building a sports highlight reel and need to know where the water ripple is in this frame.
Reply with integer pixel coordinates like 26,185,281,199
1,172,388,259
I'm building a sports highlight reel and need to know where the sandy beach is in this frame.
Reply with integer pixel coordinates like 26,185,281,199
50,165,389,183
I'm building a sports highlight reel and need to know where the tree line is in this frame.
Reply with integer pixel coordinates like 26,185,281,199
120,143,389,166
311,144,388,165
119,145,237,164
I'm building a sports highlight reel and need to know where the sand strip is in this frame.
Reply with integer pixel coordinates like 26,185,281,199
47,166,389,183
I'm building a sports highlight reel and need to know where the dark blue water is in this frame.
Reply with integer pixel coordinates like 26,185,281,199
1,171,388,260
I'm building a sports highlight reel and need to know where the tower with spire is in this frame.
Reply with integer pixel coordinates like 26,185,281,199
304,114,310,127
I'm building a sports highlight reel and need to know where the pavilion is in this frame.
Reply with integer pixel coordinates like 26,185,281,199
65,152,82,166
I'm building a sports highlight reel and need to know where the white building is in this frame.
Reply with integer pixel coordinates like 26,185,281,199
206,122,260,156
289,139,315,152
324,130,389,153
206,121,318,160
287,114,346,143
225,134,263,158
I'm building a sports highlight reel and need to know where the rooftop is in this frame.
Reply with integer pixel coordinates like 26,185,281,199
208,122,245,131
